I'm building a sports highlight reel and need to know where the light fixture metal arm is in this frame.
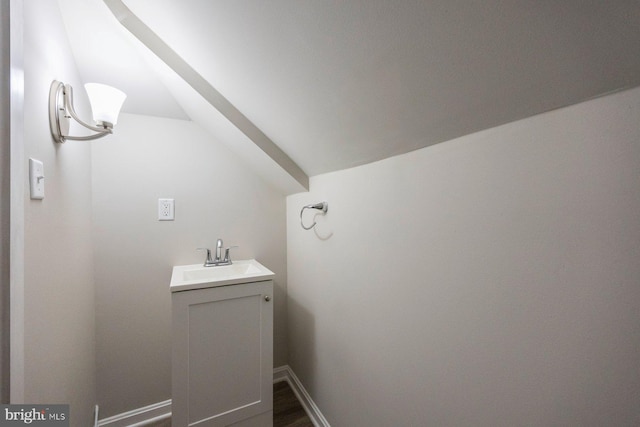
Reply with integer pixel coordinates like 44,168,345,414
62,84,113,137
60,131,112,142
49,80,118,143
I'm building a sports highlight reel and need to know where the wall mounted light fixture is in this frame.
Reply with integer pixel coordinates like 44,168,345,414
49,80,126,143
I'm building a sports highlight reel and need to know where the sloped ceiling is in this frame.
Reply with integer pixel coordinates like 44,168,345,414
58,0,640,191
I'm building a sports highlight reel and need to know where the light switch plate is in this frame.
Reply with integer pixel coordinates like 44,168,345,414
29,158,45,200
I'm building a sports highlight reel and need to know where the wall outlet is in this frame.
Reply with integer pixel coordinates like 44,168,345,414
158,198,175,221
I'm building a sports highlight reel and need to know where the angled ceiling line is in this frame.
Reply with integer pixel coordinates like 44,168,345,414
103,0,309,191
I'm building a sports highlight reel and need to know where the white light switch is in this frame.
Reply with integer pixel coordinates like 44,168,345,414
29,158,45,200
158,198,175,220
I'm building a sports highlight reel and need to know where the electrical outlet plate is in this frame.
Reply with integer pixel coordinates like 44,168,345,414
29,158,45,200
158,198,175,221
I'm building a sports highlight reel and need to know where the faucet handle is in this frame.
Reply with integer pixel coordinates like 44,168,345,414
196,248,214,266
223,246,239,263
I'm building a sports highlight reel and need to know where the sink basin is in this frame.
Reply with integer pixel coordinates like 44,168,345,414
170,259,274,292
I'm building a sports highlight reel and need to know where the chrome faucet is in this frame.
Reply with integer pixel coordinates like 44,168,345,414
197,239,237,267
215,238,223,263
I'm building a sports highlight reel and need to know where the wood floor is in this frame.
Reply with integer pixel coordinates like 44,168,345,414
273,381,314,427
150,381,313,427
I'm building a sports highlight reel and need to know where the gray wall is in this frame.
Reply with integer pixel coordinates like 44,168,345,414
92,113,287,418
22,0,96,425
287,87,640,426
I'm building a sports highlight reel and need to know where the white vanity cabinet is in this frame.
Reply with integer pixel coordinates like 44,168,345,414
171,260,274,427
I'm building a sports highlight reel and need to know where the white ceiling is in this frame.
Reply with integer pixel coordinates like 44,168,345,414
58,0,640,181
57,0,188,119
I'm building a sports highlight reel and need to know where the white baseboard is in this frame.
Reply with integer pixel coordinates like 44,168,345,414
97,400,171,427
98,366,329,427
273,365,331,427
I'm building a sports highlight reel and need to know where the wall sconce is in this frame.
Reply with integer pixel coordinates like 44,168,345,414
49,80,126,143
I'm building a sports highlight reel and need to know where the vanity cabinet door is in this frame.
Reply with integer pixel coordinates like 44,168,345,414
172,280,274,427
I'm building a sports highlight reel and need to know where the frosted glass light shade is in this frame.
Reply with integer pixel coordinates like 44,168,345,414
85,83,127,126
